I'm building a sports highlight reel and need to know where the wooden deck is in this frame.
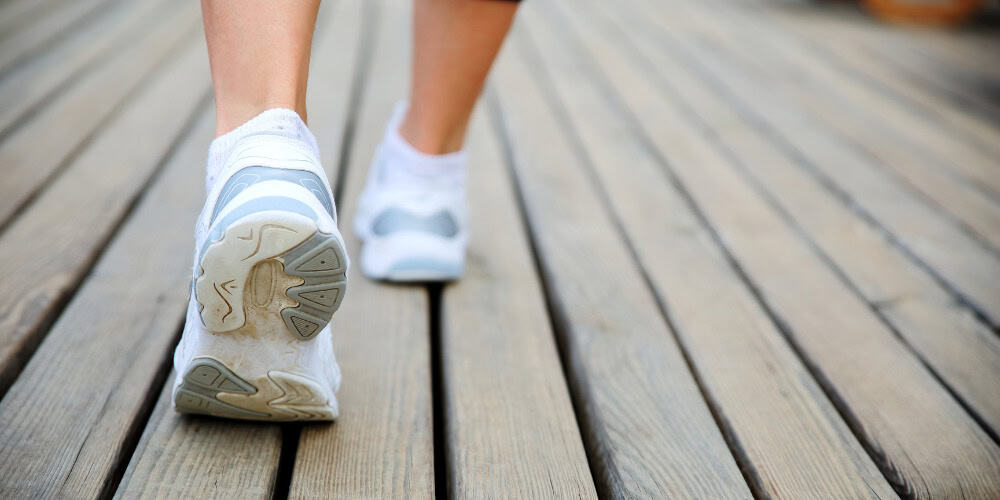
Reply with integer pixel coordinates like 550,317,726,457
2,0,999,497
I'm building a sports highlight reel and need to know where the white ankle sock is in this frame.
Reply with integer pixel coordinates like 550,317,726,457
378,102,467,188
205,108,320,190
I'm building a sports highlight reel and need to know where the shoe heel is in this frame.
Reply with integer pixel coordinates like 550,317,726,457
195,211,348,340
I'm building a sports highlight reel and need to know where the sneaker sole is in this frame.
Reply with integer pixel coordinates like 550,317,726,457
381,264,462,282
358,230,464,283
173,356,337,421
195,211,348,340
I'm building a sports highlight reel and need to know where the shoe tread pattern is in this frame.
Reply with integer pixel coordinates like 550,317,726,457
174,357,336,421
173,358,268,419
280,231,348,340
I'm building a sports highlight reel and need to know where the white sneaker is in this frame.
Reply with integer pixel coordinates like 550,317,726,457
173,117,347,421
354,103,468,282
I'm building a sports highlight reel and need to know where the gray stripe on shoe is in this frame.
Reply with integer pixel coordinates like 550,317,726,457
371,208,458,238
212,166,334,223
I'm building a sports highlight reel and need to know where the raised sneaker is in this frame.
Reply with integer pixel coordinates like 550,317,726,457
172,109,347,421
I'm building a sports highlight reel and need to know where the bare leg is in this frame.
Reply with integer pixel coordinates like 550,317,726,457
400,0,519,154
202,0,321,136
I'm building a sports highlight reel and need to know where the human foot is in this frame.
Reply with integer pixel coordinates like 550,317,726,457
354,103,468,282
173,109,347,421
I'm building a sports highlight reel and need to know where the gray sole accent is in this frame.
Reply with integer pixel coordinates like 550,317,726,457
279,231,348,340
173,358,270,419
383,257,463,282
371,207,458,237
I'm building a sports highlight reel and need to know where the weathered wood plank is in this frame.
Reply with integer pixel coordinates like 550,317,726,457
624,0,1000,330
115,376,283,500
0,1,201,228
772,3,1000,125
490,17,752,500
0,106,212,499
680,6,1000,252
615,0,1000,439
727,2,1000,196
305,0,363,180
623,0,1000,436
0,35,210,397
870,44,1000,125
752,3,1000,164
0,0,115,73
523,3,896,498
289,0,435,497
906,31,1000,84
576,0,1000,496
0,0,169,137
439,109,596,498
0,0,60,39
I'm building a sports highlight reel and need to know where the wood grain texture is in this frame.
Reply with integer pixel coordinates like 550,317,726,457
523,3,896,498
867,39,1000,124
628,1,1000,330
769,2,1000,128
440,109,597,498
0,1,200,226
0,108,213,499
577,0,1000,496
900,22,1000,76
289,1,435,497
0,36,210,397
306,0,364,184
0,0,116,73
0,0,170,136
758,6,1000,169
491,18,752,500
611,0,1000,440
115,375,283,500
685,5,1000,252
0,0,58,38
711,9,1000,199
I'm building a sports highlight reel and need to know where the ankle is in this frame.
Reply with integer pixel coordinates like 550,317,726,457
397,110,467,155
215,101,308,137
373,104,468,189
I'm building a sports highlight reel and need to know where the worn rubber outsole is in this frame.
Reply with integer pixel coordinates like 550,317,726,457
173,357,337,421
195,212,348,340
